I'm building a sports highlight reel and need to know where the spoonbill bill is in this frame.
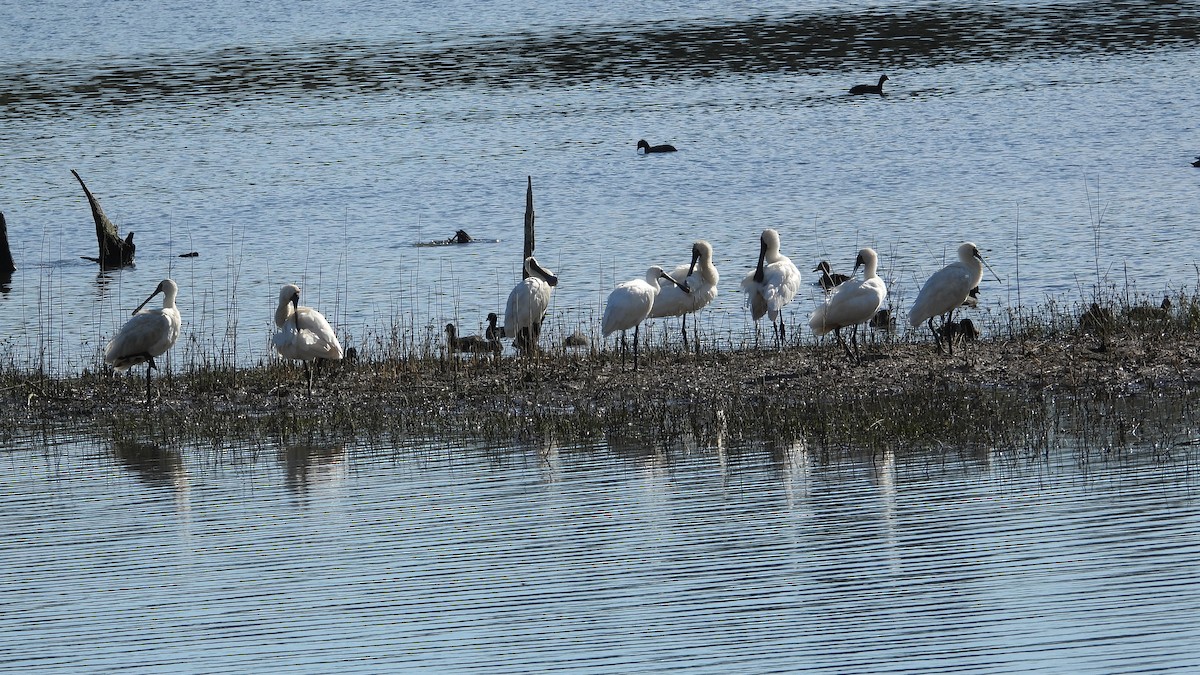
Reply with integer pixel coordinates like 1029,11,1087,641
504,256,559,353
849,74,889,95
105,278,182,403
908,242,1001,354
741,228,801,346
648,240,718,349
637,139,677,153
603,265,690,370
272,283,344,395
809,248,888,363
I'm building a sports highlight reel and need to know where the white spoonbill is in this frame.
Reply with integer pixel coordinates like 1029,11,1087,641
648,240,718,349
272,283,344,395
504,256,559,353
741,228,802,345
105,279,182,403
809,248,888,363
908,242,1001,354
603,265,690,371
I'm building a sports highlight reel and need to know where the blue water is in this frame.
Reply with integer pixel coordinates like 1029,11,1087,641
2,436,1199,673
1,0,1198,371
3,5,1200,668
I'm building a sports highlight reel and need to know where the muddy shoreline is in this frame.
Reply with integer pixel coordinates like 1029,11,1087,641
6,323,1200,452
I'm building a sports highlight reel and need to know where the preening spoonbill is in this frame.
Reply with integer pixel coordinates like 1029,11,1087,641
637,139,677,153
813,260,851,292
603,265,689,370
272,283,344,395
445,323,501,354
908,242,1001,354
104,278,181,403
809,248,888,363
648,240,718,349
741,228,802,345
504,256,559,353
850,74,889,95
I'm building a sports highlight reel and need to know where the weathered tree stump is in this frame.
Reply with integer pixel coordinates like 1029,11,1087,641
0,211,14,275
522,176,534,279
73,170,135,269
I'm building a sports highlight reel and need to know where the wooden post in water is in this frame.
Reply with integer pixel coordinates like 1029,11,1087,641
0,211,14,275
522,176,534,278
72,170,136,269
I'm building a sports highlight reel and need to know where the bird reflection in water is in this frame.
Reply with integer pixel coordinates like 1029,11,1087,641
279,444,346,494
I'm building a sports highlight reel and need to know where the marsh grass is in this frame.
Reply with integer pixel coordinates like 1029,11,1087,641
4,284,1200,459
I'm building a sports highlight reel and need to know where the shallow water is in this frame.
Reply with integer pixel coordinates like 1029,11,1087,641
0,0,1198,372
1,436,1198,672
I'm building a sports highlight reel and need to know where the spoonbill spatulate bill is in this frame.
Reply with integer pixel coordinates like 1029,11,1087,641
504,256,559,354
908,242,1001,355
809,248,887,363
603,265,690,371
741,228,801,346
272,283,344,395
104,278,182,403
647,240,719,350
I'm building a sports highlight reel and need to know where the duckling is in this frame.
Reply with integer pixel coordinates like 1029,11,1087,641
485,312,505,341
868,308,895,332
446,323,500,354
813,260,852,291
637,139,677,153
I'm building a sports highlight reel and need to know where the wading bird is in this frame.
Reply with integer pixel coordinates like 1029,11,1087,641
637,139,677,153
272,283,344,395
647,240,718,349
813,260,852,292
105,279,182,403
908,242,1001,354
809,248,888,363
504,256,559,354
741,228,802,345
850,74,889,95
603,265,690,370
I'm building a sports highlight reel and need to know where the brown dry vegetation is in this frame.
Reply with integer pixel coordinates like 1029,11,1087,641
4,303,1200,454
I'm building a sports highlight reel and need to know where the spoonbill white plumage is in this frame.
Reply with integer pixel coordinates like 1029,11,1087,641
647,240,718,349
272,283,344,395
741,228,802,345
908,242,1001,354
603,265,689,370
504,256,559,353
105,279,182,403
809,248,888,363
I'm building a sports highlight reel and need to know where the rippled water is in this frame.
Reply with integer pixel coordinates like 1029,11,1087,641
2,437,1198,672
0,0,1198,372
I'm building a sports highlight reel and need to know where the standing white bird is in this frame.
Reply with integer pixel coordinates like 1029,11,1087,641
272,283,344,395
741,228,802,345
504,256,559,353
104,278,182,403
908,242,1001,354
648,240,719,350
809,248,888,363
603,265,690,370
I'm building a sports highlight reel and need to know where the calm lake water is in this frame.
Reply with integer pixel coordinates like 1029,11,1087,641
3,1,1200,671
1,0,1199,371
2,435,1200,673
